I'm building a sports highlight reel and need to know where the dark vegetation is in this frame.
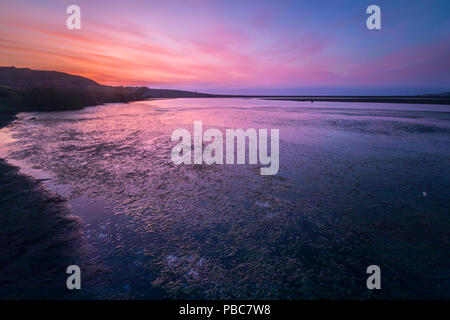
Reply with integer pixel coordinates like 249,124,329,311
0,66,211,112
1,66,449,113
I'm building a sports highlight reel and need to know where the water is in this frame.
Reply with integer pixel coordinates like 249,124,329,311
1,98,449,299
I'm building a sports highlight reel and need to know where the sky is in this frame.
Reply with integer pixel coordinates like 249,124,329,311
0,0,449,95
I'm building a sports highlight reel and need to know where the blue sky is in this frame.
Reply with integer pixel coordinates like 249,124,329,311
1,0,449,94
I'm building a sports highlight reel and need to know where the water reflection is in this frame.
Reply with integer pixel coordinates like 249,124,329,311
0,98,449,298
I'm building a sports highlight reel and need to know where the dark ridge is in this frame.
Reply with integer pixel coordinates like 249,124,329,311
417,91,450,97
0,66,100,89
1,67,449,112
263,96,450,105
0,67,211,112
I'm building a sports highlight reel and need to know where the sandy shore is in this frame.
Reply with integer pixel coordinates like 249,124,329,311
1,103,449,299
0,114,86,299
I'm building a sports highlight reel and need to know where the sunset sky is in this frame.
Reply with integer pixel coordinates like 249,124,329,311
1,0,449,94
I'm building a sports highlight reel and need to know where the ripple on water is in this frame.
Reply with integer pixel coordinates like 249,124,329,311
0,99,449,298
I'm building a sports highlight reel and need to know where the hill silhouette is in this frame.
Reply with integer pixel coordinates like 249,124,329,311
0,67,211,112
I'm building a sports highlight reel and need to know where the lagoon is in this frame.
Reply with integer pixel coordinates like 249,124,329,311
0,98,449,298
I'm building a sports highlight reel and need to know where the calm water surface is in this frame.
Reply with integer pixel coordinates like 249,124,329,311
1,98,449,298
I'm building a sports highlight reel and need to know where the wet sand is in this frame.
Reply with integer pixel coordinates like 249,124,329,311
0,114,87,299
1,98,449,299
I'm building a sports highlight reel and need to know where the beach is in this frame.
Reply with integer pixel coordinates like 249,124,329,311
0,115,85,298
1,99,449,299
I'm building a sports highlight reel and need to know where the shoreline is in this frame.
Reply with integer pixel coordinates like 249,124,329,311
148,95,450,105
0,113,17,128
0,114,86,299
262,96,450,105
1,100,449,299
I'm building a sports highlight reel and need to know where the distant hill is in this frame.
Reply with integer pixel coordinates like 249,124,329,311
0,67,211,112
0,66,100,90
2,67,448,112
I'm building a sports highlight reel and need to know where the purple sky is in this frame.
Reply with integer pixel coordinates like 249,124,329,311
0,0,449,94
